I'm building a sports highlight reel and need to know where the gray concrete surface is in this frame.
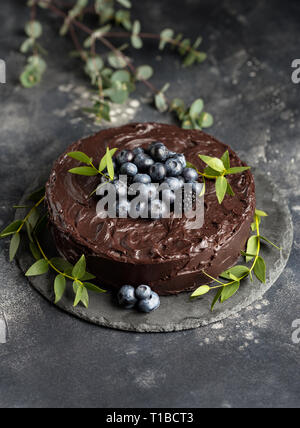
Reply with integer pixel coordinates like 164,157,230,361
0,0,299,408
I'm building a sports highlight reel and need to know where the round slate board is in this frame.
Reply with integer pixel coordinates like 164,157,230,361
16,169,293,333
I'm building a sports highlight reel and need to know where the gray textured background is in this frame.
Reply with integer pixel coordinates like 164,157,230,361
0,0,299,408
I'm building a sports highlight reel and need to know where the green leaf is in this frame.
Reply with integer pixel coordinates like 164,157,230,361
189,99,204,119
186,161,198,170
246,236,259,262
67,151,92,165
9,233,20,262
226,181,235,196
211,288,223,311
108,52,127,69
106,147,115,180
72,255,86,280
220,265,250,280
25,21,42,38
20,38,34,54
28,208,40,230
253,256,266,283
191,285,210,298
25,259,49,276
116,0,132,8
136,65,154,81
159,29,174,50
73,282,83,307
199,155,225,173
81,272,96,281
54,274,66,304
29,242,41,261
84,282,107,293
204,166,221,177
0,220,23,238
260,236,282,250
215,176,228,204
99,148,118,172
111,70,131,83
255,209,268,218
131,35,143,49
226,167,251,175
221,281,240,303
221,151,230,170
199,112,214,128
155,92,168,113
27,186,45,202
51,257,73,274
20,68,41,88
81,287,89,308
68,167,99,176
132,20,141,35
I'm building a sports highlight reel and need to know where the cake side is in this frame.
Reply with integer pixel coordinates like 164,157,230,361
45,123,256,295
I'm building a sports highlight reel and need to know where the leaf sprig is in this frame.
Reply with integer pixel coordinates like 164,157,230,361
20,0,214,129
67,147,117,181
190,210,282,310
0,188,106,308
187,150,251,204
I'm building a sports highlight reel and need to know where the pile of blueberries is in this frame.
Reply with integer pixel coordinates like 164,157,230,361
101,141,201,219
118,284,160,313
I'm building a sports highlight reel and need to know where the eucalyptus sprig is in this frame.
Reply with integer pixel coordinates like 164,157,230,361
191,210,282,311
0,187,106,308
187,150,251,204
20,0,214,129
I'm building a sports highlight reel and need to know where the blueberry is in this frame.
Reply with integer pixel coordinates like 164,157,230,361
149,199,169,219
116,150,134,165
183,168,199,182
162,177,182,191
138,291,160,313
191,182,203,197
129,200,148,219
149,142,169,162
120,162,138,177
178,176,185,187
115,199,131,218
149,163,167,182
135,285,152,300
134,154,155,172
175,154,187,168
118,285,137,309
132,147,145,157
161,188,176,205
165,158,184,177
133,173,152,185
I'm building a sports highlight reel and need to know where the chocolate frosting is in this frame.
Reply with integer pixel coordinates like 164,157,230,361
45,123,256,295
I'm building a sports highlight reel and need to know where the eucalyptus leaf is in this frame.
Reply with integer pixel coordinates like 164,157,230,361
220,265,250,280
189,99,204,119
226,167,251,175
211,288,223,311
199,112,214,128
73,283,83,307
136,65,154,81
106,147,115,180
80,287,89,308
131,35,143,49
155,92,168,113
159,29,175,50
30,242,42,261
116,0,132,8
25,21,42,38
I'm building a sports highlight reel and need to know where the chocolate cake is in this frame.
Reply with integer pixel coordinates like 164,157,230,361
45,123,256,295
